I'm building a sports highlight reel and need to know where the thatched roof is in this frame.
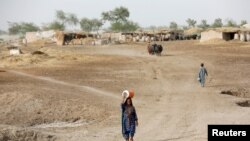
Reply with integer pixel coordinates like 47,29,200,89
63,31,94,36
242,24,250,29
204,27,250,33
184,28,203,35
214,27,241,32
134,29,183,35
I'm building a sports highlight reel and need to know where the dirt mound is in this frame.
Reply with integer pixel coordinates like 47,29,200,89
236,100,250,107
0,128,56,141
31,51,47,55
220,88,249,97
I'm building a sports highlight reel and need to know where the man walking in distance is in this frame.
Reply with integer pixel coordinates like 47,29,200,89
198,63,208,87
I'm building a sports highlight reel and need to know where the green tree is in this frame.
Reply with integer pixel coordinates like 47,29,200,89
124,21,139,32
225,19,237,27
91,19,103,33
56,10,67,24
198,20,209,29
101,6,138,32
43,21,65,31
0,29,7,35
240,20,247,26
102,6,129,23
169,22,178,29
80,18,93,32
55,10,79,29
148,25,157,31
110,21,139,32
67,13,79,26
8,22,39,35
212,18,223,28
80,18,103,33
186,18,197,28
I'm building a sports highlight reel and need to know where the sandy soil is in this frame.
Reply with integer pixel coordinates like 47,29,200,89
0,40,250,141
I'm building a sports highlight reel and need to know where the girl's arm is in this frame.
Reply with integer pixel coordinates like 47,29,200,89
121,95,126,112
134,108,138,126
122,95,126,104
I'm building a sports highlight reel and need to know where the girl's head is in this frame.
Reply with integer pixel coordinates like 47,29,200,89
201,63,204,67
125,97,133,106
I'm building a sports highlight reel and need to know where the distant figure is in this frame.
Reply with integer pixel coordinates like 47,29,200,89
147,41,151,54
198,63,208,87
121,96,138,141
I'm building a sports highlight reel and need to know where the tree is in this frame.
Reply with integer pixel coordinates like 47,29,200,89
80,18,103,33
182,26,188,30
110,21,139,32
8,22,39,35
80,18,93,32
212,18,223,28
123,21,139,32
101,6,138,32
102,6,129,23
198,20,209,29
43,21,65,31
56,10,67,24
55,10,79,29
67,13,79,26
169,22,178,29
225,19,237,27
186,18,197,28
91,19,103,33
148,25,157,31
0,29,7,35
240,20,247,26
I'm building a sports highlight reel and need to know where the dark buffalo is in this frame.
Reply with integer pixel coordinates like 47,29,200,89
64,33,75,45
183,34,198,40
63,33,92,45
148,44,163,56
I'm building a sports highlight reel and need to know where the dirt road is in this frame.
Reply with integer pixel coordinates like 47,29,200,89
0,41,250,141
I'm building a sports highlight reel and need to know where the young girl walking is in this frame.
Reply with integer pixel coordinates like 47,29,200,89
121,95,138,141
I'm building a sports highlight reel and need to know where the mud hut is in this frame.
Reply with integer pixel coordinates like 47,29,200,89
240,32,246,42
55,31,65,45
55,32,94,45
25,30,56,43
246,32,250,42
234,33,240,40
200,28,240,42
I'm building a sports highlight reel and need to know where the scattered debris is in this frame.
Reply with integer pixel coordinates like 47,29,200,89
220,88,249,98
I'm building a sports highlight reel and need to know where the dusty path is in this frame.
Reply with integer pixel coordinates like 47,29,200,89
82,44,250,141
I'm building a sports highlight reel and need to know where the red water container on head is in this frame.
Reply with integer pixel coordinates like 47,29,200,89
129,89,134,98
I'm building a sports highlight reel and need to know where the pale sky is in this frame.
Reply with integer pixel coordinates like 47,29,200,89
1,0,250,30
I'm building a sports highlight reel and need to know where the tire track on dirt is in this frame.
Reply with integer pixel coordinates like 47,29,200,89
7,70,120,99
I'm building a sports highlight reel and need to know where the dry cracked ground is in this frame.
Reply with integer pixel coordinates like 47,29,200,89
0,40,250,141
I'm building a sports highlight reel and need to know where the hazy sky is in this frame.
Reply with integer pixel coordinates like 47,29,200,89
1,0,250,30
